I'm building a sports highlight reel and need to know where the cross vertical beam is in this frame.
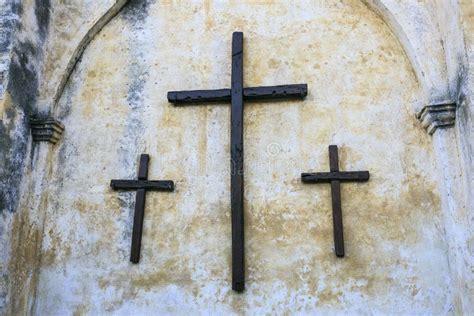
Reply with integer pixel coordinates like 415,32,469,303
130,154,149,263
131,189,146,263
329,145,344,257
230,32,245,292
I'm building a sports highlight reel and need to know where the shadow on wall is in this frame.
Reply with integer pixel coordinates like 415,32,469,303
0,0,50,214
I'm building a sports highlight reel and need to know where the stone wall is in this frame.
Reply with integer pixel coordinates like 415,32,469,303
0,0,50,311
0,0,472,314
0,1,20,306
0,0,127,314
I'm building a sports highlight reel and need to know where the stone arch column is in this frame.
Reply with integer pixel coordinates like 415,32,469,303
0,1,130,314
363,0,456,133
362,1,472,312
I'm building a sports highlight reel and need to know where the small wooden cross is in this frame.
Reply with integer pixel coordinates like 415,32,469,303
111,154,174,263
168,32,307,292
301,145,369,257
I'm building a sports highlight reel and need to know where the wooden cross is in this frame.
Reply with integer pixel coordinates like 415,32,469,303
111,154,174,263
168,32,307,292
301,145,369,257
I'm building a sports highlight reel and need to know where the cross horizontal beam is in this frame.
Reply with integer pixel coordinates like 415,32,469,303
301,171,370,183
110,180,174,191
167,84,307,104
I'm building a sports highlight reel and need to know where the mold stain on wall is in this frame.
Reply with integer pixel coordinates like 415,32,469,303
32,0,450,314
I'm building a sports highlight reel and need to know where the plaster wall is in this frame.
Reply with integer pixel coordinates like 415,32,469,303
0,0,50,312
0,1,131,314
0,0,473,315
29,1,452,314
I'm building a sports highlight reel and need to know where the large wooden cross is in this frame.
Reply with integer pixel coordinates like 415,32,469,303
111,154,174,263
168,32,307,292
301,145,369,257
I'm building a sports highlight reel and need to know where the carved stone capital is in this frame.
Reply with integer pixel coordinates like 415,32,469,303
418,103,456,135
29,118,64,144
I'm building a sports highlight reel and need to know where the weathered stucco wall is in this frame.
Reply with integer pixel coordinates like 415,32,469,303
29,1,452,314
0,1,128,314
36,0,128,115
1,0,473,315
363,0,450,111
456,0,474,311
0,0,51,311
460,0,474,224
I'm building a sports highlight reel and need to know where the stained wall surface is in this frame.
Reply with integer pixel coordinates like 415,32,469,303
32,1,450,314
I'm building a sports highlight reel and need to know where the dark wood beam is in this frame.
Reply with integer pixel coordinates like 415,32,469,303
230,31,245,293
130,188,146,263
329,145,344,257
168,84,307,104
138,154,149,180
301,171,369,183
110,180,174,191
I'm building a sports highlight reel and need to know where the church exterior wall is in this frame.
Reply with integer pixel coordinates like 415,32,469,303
0,0,472,315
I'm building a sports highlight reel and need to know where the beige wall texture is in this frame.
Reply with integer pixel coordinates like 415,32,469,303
33,1,449,314
1,0,473,315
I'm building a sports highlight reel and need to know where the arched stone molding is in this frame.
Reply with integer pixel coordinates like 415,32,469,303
3,0,471,314
45,0,459,135
363,1,473,312
362,0,458,134
36,0,129,117
1,2,130,314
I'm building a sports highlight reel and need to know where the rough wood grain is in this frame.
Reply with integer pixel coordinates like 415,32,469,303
110,180,174,191
231,31,245,293
329,145,344,257
168,84,307,104
130,188,146,263
301,171,369,183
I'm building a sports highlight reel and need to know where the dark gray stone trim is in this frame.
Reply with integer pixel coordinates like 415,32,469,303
52,0,129,110
418,102,457,135
29,118,64,144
